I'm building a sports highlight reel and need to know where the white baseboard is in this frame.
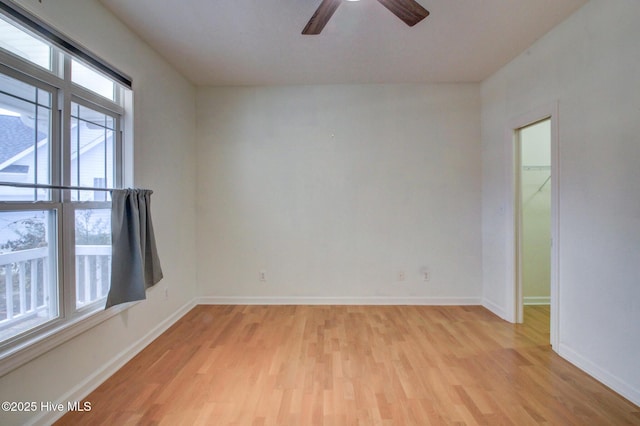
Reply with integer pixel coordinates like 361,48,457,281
33,299,196,426
197,296,482,306
482,298,511,322
523,296,550,305
558,343,640,407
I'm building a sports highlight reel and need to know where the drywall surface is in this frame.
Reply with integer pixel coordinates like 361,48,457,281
482,0,640,404
196,84,482,303
0,1,197,425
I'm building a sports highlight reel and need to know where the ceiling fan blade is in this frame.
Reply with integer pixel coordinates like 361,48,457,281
376,0,429,27
302,0,342,35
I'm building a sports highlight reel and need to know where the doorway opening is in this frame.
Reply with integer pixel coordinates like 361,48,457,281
515,117,554,344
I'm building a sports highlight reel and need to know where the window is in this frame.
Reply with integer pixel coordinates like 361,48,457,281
0,4,132,370
0,16,51,70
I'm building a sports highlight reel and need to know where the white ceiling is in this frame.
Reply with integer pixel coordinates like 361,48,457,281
99,0,587,86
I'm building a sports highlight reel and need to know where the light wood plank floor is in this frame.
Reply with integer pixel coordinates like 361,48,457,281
56,305,640,425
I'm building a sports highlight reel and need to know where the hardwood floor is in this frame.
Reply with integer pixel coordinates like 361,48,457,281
56,305,639,425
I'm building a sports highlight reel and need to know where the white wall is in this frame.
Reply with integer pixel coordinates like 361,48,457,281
482,0,640,404
0,1,198,425
196,84,482,303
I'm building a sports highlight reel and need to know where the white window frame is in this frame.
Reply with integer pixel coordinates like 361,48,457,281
0,3,134,376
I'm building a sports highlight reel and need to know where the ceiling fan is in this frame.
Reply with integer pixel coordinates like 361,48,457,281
302,0,429,35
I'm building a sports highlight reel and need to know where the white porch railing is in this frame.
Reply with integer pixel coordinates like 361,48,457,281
0,245,111,332
0,247,49,328
75,245,111,307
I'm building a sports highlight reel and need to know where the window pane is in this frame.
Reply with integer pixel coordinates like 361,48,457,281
71,60,115,101
75,209,111,309
0,17,51,70
0,74,51,201
0,210,58,343
70,102,114,201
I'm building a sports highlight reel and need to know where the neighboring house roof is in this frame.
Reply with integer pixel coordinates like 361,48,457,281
0,114,110,176
0,115,45,166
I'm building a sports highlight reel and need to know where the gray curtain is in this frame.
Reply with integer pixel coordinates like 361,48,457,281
106,189,163,309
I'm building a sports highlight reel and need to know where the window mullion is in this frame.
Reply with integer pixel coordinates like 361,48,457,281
52,203,64,320
104,115,108,190
116,118,123,189
34,86,39,200
59,56,72,195
59,55,75,318
61,203,76,318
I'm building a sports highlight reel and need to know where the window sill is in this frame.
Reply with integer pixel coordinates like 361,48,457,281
0,301,140,378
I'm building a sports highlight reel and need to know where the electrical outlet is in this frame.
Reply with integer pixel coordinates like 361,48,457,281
423,270,430,282
398,271,405,281
259,270,267,282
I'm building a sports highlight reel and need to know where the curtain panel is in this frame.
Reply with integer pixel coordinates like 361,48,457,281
106,189,163,308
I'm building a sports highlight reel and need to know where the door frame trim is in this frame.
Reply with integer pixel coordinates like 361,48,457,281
505,102,559,350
